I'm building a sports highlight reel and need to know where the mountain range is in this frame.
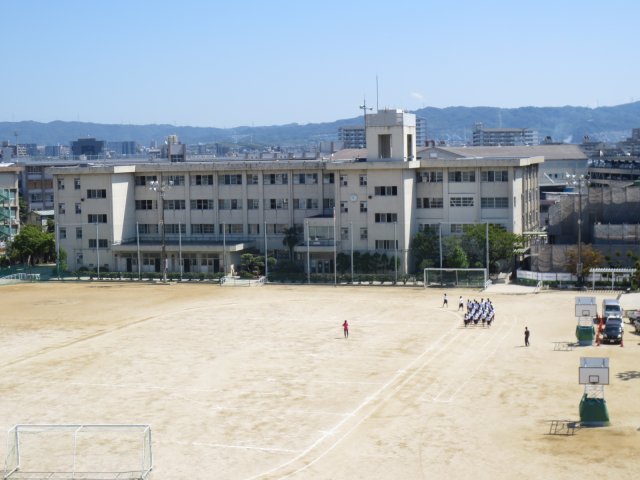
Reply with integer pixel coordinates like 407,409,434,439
2,102,639,149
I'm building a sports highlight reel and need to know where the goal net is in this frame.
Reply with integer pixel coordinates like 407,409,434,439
3,424,152,480
423,268,488,288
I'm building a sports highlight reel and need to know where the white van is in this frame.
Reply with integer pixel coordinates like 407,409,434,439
602,299,623,318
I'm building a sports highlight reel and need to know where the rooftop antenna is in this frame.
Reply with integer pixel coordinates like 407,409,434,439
376,75,379,112
360,98,373,128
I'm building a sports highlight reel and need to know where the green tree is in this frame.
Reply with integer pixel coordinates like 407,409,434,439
461,224,523,273
282,227,299,260
442,237,469,268
9,225,56,265
411,229,440,271
565,244,605,280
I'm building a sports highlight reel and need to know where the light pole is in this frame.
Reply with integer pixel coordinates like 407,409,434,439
350,221,354,282
566,173,588,284
305,220,310,284
148,178,173,282
394,221,398,284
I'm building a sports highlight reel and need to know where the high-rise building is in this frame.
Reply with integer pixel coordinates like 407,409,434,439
472,123,538,146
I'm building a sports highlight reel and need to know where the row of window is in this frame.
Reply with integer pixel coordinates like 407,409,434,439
133,198,353,211
416,170,509,183
416,197,509,208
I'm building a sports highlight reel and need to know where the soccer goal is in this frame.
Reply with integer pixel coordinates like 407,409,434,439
3,424,152,480
423,268,488,288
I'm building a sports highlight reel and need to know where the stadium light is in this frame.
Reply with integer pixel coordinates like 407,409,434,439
148,178,173,282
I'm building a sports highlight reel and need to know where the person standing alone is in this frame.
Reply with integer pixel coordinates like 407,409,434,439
524,327,530,347
458,295,464,311
443,293,448,308
342,320,349,339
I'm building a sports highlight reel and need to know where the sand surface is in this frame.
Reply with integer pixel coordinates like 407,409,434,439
0,282,639,479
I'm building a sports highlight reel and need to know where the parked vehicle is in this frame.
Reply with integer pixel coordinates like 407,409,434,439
602,299,623,319
634,319,640,334
602,322,624,344
627,309,640,323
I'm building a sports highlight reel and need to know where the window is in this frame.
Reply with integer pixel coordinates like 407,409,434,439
247,174,259,185
360,228,368,240
417,171,443,183
164,224,186,234
163,199,186,210
134,175,157,186
448,171,476,182
481,170,508,182
190,199,214,210
374,186,398,196
247,199,260,210
323,198,335,210
248,224,260,235
87,214,107,223
264,173,288,185
87,189,107,199
481,197,509,208
76,227,82,239
450,224,464,234
374,213,398,223
219,174,242,185
294,173,318,185
192,224,215,234
88,239,109,248
375,240,397,250
419,224,439,234
266,224,288,234
340,201,348,213
220,224,243,234
218,199,243,210
59,228,66,239
163,175,185,186
417,197,444,208
378,134,392,158
323,173,334,184
450,197,474,207
74,178,81,190
359,174,367,186
58,203,65,214
269,198,288,210
191,174,214,186
340,175,348,186
294,198,318,210
135,200,154,210
75,203,82,214
138,224,158,234
341,227,349,240
57,179,65,190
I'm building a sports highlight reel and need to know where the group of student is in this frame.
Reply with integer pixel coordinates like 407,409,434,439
461,297,495,327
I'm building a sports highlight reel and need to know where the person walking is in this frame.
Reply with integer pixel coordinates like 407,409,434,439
524,326,530,347
342,320,349,339
442,293,448,308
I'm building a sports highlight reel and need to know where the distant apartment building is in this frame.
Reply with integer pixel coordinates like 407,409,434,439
0,164,21,244
51,109,540,274
107,141,137,155
415,117,427,147
71,138,105,157
472,123,538,146
338,126,366,149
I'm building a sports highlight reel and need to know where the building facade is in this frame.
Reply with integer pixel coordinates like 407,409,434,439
0,164,22,246
51,110,541,275
472,123,538,146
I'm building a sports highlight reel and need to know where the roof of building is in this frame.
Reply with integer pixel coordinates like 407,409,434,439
332,148,367,160
419,144,587,161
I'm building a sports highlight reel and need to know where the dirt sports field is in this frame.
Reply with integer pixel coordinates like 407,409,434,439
0,282,639,479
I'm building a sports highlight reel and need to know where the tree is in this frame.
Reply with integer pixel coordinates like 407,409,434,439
461,224,523,273
565,244,604,280
282,227,299,260
410,229,440,271
442,237,469,268
9,225,56,265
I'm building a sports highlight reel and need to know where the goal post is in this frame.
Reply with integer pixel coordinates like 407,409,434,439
423,268,488,288
4,424,152,480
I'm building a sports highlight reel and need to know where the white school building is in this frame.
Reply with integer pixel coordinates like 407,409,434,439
50,109,541,275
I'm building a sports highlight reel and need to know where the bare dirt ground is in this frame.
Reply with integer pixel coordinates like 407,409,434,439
0,282,639,479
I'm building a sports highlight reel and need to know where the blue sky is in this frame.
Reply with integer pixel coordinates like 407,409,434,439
2,0,638,128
